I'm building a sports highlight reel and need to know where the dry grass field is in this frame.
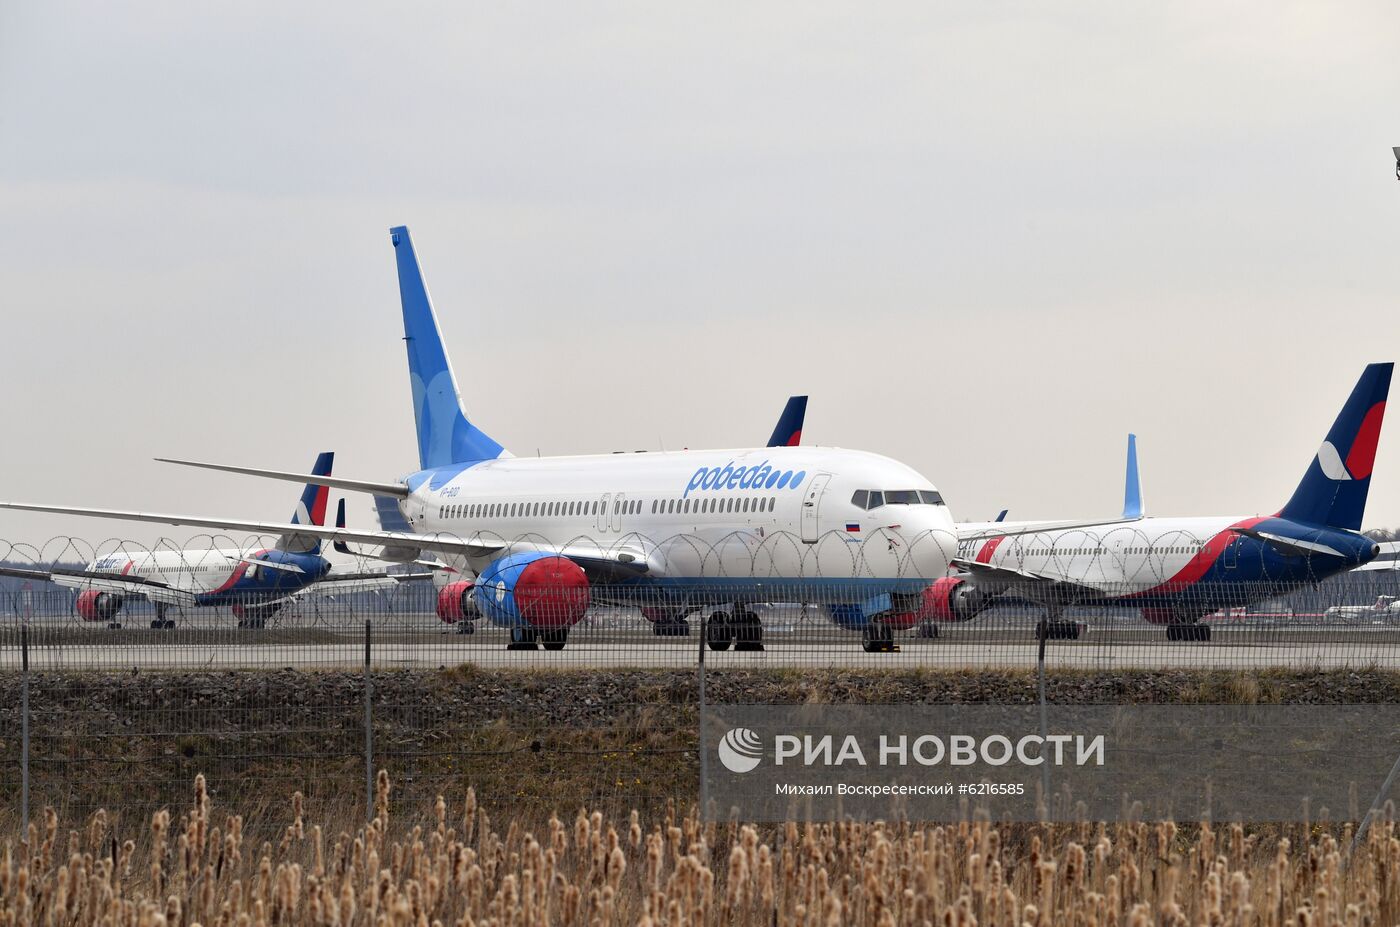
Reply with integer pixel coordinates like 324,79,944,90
4,771,1400,927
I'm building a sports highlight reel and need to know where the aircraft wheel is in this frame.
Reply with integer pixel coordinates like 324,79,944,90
861,623,898,653
507,627,539,651
456,620,475,635
540,628,568,651
916,622,940,639
1036,620,1080,641
705,613,733,651
108,622,122,630
732,610,765,652
1167,623,1210,642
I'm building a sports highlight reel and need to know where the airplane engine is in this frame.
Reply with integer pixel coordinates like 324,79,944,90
75,590,123,622
920,577,992,623
475,552,590,630
436,581,479,624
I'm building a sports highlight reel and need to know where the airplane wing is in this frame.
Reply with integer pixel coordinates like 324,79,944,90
956,517,1143,542
0,565,199,606
292,571,435,597
0,502,658,579
952,559,1108,601
0,501,508,560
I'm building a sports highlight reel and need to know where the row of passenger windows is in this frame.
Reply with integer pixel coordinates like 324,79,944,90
1018,544,1203,557
654,496,775,515
436,496,779,520
851,489,944,510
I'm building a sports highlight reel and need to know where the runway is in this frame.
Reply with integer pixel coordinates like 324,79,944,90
5,611,1400,671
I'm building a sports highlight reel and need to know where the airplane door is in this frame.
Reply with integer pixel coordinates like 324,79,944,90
596,494,611,534
612,493,626,533
800,474,832,543
1224,537,1238,569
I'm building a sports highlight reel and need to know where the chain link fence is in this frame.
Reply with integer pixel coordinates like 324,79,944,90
3,531,1400,833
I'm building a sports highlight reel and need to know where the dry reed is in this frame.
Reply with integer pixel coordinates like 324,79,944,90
3,773,1400,926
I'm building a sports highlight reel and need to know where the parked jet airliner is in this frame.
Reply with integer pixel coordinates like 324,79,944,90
0,454,416,628
0,228,957,650
922,364,1390,641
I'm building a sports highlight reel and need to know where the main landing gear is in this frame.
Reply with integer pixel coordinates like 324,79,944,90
234,603,280,630
861,623,899,653
507,627,570,651
1035,617,1082,640
650,610,693,637
915,623,940,639
1166,623,1211,642
149,604,176,630
705,610,764,652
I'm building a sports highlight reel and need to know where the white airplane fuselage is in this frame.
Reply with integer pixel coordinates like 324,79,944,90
399,445,957,600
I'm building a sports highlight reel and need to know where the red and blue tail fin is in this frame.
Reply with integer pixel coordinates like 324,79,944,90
1280,363,1391,531
290,452,334,531
767,395,808,447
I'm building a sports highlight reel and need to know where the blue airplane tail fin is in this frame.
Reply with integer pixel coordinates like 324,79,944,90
389,226,509,469
1122,434,1144,519
1279,363,1392,531
767,395,808,447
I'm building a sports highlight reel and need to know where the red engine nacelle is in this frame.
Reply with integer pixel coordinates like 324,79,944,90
919,577,990,624
512,556,589,629
436,581,479,623
76,590,123,622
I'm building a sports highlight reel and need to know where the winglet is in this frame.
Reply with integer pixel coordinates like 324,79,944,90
1122,434,1144,519
767,395,808,447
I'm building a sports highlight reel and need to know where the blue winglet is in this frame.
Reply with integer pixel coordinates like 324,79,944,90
1122,434,1143,519
390,226,509,469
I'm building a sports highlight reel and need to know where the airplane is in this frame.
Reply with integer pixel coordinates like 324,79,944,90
920,364,1390,641
357,394,813,636
0,227,957,651
0,453,422,629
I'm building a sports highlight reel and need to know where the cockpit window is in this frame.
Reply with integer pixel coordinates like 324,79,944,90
856,489,943,510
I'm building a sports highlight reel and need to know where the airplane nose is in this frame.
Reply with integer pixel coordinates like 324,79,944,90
903,514,958,579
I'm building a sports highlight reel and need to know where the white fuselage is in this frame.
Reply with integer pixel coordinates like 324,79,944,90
400,446,957,590
88,548,259,594
956,515,1251,595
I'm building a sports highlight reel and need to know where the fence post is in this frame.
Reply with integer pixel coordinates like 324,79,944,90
1036,621,1051,818
697,610,708,816
21,622,30,832
364,619,373,822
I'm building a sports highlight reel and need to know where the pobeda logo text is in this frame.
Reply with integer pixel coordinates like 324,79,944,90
748,734,1105,769
685,461,805,498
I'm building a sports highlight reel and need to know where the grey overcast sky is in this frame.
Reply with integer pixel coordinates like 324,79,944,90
2,2,1399,550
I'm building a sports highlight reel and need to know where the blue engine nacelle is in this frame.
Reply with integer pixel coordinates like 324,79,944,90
475,551,591,629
